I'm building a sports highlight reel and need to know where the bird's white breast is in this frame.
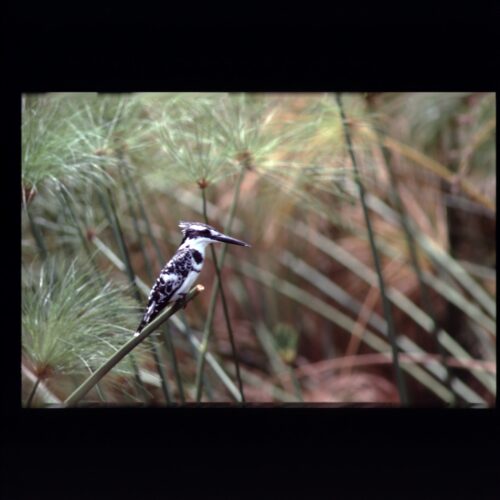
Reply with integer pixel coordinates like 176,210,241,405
169,241,208,302
171,268,201,301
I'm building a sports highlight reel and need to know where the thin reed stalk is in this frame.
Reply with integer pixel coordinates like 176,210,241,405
117,157,173,404
150,340,171,403
198,187,245,401
122,163,166,268
195,168,246,402
97,188,149,401
335,93,409,406
26,377,41,407
118,159,154,280
229,277,303,400
23,364,62,405
371,120,456,405
57,187,101,275
255,323,303,401
98,189,141,300
160,326,184,403
120,163,187,403
128,355,150,402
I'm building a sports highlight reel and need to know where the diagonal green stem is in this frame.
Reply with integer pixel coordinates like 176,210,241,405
97,188,149,401
117,157,173,404
335,93,409,406
133,197,186,402
194,169,246,402
64,285,203,407
120,156,186,403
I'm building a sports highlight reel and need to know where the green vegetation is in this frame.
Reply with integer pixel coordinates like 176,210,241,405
21,92,496,406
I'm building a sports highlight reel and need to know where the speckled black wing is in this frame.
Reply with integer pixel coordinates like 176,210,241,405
135,249,193,334
136,274,179,333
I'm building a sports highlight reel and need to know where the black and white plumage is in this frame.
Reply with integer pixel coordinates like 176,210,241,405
135,221,251,336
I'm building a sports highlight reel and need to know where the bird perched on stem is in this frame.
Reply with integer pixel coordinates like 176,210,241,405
135,221,251,336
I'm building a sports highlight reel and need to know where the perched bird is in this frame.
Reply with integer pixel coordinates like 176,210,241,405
135,221,251,336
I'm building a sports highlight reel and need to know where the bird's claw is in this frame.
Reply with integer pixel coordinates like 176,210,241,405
176,294,188,309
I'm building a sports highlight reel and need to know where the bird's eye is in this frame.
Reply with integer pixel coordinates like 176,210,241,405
203,230,211,237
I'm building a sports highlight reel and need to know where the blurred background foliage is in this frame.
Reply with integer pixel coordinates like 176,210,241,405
21,92,496,406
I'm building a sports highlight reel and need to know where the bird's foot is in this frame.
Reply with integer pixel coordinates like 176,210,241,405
175,294,188,309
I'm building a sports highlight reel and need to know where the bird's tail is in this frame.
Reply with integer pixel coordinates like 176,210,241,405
134,319,146,337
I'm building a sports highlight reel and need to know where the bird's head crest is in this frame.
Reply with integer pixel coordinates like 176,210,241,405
178,221,216,235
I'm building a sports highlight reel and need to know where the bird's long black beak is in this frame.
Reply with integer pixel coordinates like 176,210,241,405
213,233,251,247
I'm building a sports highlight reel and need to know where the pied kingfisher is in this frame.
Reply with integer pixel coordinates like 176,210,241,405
135,221,251,335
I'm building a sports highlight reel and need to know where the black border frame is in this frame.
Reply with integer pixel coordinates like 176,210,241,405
3,7,498,498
